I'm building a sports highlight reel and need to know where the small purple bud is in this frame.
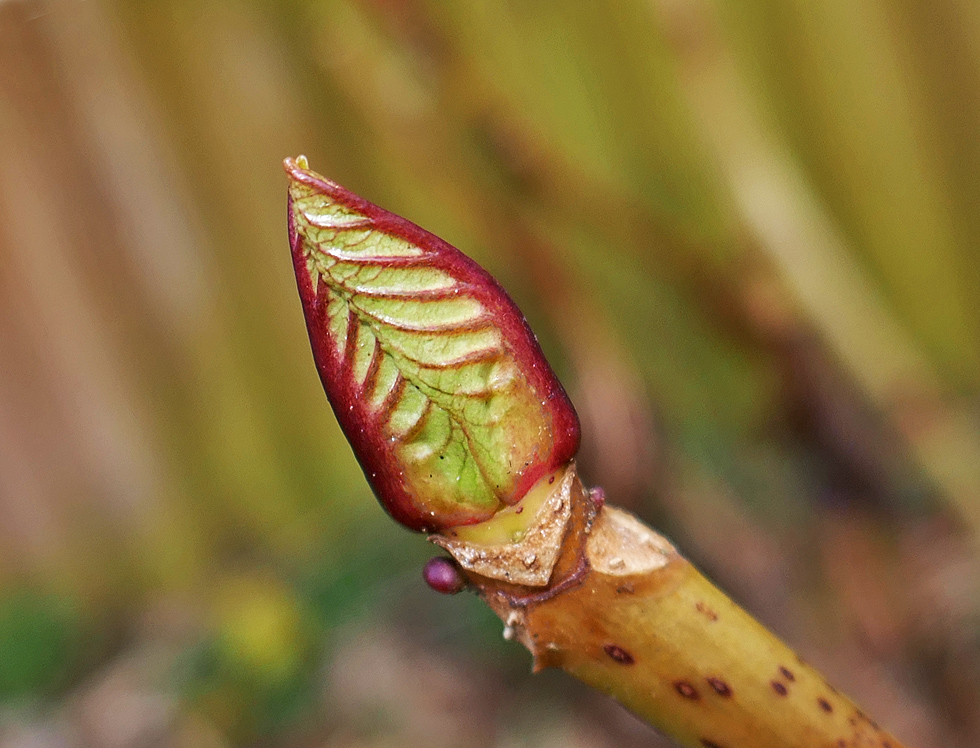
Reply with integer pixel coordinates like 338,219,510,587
423,556,467,595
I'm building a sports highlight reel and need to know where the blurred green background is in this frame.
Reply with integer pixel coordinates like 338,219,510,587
2,0,980,745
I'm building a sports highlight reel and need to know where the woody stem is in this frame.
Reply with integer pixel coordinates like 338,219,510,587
434,464,908,748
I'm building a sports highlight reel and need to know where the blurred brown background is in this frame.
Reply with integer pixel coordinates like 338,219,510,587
2,0,980,746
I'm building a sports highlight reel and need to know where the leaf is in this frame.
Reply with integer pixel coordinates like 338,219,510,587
285,156,580,531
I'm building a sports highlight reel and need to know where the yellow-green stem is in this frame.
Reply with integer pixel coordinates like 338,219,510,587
524,552,898,748
437,466,907,748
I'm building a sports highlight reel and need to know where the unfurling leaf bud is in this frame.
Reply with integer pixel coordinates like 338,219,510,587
285,156,580,531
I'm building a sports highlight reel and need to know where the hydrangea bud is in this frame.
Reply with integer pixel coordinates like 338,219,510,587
286,156,580,531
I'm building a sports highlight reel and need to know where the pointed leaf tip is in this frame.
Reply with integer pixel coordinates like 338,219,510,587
285,157,580,531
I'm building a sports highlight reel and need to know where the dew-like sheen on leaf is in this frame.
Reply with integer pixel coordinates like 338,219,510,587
285,157,580,531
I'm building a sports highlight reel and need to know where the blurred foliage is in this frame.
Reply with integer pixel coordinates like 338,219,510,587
0,592,81,700
1,0,980,746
